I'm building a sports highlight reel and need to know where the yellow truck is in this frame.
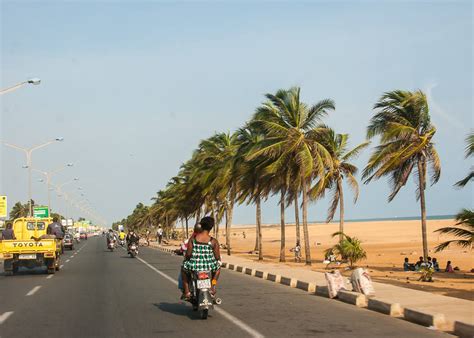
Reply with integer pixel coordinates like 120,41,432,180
0,217,62,275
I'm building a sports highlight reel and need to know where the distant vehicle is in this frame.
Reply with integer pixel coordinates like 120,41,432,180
80,232,88,240
0,218,62,275
63,234,74,250
108,239,116,252
129,243,138,258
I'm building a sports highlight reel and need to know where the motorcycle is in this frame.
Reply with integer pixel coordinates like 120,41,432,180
108,239,116,252
119,239,125,247
129,243,138,258
189,270,221,319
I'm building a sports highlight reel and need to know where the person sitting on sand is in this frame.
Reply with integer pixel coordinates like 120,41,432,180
445,261,454,273
415,256,425,270
427,256,433,269
403,257,416,271
432,258,440,272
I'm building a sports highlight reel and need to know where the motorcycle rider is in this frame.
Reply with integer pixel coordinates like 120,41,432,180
126,230,139,253
181,217,221,300
106,229,117,247
119,230,126,244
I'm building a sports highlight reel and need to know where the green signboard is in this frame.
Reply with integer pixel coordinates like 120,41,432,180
33,206,49,218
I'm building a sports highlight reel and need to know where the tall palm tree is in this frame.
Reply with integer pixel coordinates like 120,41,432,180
435,209,473,252
313,129,369,242
250,87,335,265
236,124,271,260
455,132,474,188
363,90,441,260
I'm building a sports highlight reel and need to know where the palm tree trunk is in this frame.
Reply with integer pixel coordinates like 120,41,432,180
195,207,202,225
280,187,286,262
302,177,311,265
294,194,300,245
211,202,216,236
185,217,189,238
256,195,263,260
417,158,429,260
225,185,236,256
337,177,345,243
215,201,220,239
254,219,259,252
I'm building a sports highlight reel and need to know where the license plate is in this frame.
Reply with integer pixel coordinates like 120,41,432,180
19,254,36,260
197,279,211,289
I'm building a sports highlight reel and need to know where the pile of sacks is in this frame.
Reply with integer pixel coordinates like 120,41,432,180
325,268,375,298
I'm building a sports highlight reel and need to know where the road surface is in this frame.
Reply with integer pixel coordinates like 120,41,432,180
0,237,449,337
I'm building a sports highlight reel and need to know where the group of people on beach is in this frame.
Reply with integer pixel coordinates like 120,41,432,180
403,256,454,273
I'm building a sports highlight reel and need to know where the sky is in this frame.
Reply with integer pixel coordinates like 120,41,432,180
1,0,472,226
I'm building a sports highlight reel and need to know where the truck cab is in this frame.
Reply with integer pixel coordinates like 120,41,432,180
0,217,62,275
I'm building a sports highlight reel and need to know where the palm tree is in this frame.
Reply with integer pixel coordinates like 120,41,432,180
455,132,474,188
9,201,29,219
363,90,441,260
194,132,240,255
236,124,272,260
313,129,369,242
435,209,473,252
325,232,367,268
250,87,335,265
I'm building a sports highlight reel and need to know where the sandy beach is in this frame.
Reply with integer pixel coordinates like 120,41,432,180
205,218,473,301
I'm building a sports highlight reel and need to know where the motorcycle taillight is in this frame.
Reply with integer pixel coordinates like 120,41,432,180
198,272,209,280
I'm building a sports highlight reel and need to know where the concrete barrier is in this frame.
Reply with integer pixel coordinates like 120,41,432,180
403,308,445,329
245,268,253,275
454,321,474,338
307,283,316,294
267,273,277,282
280,276,292,286
221,262,228,268
315,285,329,298
367,298,402,317
296,280,310,292
255,270,264,278
236,266,243,273
337,290,368,307
228,264,235,270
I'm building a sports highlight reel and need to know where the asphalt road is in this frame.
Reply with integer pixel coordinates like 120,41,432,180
0,236,449,338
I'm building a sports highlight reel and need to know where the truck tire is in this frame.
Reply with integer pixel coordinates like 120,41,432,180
4,259,13,276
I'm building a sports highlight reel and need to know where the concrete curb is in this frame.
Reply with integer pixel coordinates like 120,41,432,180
337,290,368,307
454,321,474,338
403,308,446,329
151,245,465,335
367,298,402,317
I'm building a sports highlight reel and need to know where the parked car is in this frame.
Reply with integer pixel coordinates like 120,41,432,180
63,234,74,250
80,232,88,240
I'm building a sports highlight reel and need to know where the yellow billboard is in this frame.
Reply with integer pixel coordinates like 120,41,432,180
0,196,7,218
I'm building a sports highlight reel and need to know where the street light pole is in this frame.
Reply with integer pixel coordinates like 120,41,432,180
0,78,41,95
2,138,64,216
34,163,73,215
52,178,79,219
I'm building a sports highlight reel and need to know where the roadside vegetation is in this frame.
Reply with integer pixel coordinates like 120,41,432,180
113,87,472,267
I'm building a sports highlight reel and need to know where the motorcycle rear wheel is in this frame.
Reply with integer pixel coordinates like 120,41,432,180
200,309,208,319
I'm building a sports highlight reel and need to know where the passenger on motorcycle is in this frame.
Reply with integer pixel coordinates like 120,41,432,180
106,229,117,246
119,231,126,241
181,217,221,300
126,230,139,253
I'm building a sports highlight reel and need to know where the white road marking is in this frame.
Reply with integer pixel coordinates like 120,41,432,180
0,311,13,325
26,286,41,296
66,259,70,263
46,274,54,279
60,265,64,269
135,255,264,338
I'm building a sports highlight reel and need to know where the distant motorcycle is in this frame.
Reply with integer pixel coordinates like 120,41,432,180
108,239,116,252
119,239,125,246
129,243,138,258
188,270,221,319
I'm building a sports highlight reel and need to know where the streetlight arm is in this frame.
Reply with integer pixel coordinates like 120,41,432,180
2,142,27,153
0,81,28,95
30,140,57,152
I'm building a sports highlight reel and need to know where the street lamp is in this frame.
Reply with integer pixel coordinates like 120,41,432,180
0,78,41,95
2,138,64,216
34,163,74,215
53,178,79,219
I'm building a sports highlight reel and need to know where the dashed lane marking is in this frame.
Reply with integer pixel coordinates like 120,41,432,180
46,274,54,279
26,286,41,296
134,254,264,338
0,312,13,325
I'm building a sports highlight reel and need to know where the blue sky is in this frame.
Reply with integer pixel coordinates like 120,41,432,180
1,1,472,226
